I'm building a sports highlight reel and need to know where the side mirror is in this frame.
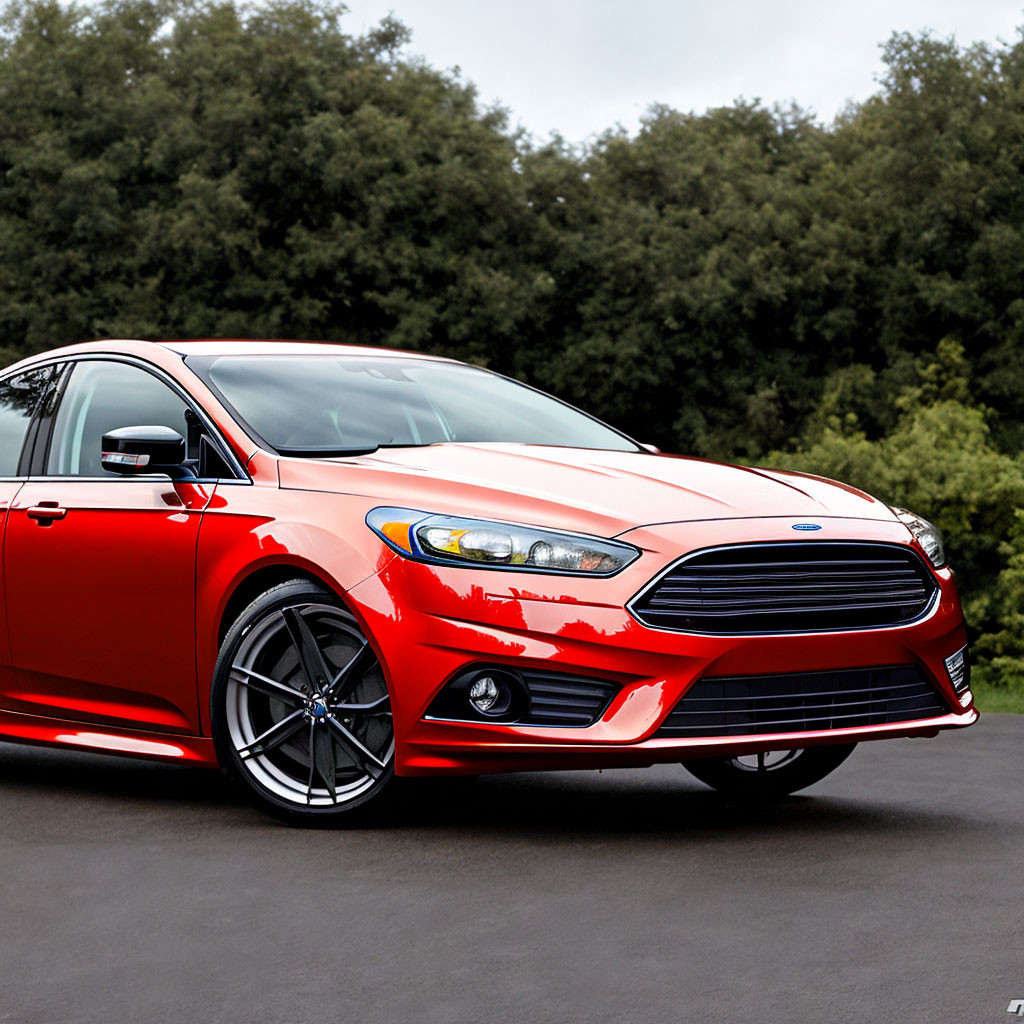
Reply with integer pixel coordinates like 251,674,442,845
640,443,662,455
101,425,188,477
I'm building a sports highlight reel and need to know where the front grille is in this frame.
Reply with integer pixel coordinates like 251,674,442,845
630,542,937,634
656,664,949,738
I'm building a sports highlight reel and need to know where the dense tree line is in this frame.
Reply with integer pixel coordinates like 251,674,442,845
2,0,1023,694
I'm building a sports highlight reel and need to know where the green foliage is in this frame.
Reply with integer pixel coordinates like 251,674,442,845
969,681,1024,714
517,102,844,458
0,0,541,356
2,1,1024,700
973,510,1024,690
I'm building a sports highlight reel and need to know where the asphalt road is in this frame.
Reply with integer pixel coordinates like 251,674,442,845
0,716,1020,1024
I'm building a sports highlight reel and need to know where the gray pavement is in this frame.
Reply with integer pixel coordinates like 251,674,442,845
0,715,1020,1024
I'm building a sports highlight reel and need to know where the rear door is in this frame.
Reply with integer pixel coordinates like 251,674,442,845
3,357,213,734
0,365,55,701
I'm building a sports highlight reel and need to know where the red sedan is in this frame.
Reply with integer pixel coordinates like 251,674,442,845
0,340,975,823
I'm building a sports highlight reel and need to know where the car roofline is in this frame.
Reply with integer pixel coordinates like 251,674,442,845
1,338,459,372
157,339,458,361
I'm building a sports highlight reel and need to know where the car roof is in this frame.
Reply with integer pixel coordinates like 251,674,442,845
6,338,457,369
157,339,453,360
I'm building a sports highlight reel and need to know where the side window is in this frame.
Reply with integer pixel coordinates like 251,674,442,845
0,367,52,477
47,361,190,477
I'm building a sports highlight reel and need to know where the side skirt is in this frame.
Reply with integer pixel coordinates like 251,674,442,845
0,707,219,766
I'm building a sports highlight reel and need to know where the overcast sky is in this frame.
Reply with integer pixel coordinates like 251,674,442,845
340,0,1023,142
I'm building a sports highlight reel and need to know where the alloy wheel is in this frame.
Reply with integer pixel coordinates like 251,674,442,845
224,600,393,809
727,749,802,773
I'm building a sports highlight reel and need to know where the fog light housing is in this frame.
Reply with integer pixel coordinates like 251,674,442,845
944,645,972,707
426,665,619,727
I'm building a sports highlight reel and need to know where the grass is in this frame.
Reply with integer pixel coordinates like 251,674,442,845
970,679,1024,714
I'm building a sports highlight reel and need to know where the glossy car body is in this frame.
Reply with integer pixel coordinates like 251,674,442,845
0,340,976,815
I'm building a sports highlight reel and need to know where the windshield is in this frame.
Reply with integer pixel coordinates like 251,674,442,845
187,355,640,455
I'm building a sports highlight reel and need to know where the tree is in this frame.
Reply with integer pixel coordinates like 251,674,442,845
0,0,541,358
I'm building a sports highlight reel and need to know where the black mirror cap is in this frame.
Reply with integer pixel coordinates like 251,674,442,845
101,425,187,475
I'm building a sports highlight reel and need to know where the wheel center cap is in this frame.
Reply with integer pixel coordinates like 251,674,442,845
312,698,328,718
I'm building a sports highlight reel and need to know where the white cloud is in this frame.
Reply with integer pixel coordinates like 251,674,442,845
341,0,1023,141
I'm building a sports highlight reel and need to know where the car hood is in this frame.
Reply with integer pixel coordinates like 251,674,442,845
277,443,894,538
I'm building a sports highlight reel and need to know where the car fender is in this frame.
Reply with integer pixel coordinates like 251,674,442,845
194,480,395,734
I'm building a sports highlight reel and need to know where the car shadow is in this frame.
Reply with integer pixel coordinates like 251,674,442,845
0,741,238,806
388,771,970,842
0,740,974,842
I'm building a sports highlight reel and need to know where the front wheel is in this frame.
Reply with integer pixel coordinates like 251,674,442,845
681,744,856,799
211,579,395,826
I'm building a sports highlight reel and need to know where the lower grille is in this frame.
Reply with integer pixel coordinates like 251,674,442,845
656,664,949,738
521,671,618,726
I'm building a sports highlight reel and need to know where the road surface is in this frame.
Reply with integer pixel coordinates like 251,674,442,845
0,715,1020,1024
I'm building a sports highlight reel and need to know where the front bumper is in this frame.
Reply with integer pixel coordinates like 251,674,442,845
347,516,977,776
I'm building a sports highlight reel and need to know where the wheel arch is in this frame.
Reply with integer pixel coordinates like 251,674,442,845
195,498,397,736
216,564,333,645
199,556,366,737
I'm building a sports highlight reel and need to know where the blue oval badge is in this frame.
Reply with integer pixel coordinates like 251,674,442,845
792,523,822,531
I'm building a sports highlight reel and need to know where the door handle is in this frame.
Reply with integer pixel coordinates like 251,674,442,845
27,502,67,523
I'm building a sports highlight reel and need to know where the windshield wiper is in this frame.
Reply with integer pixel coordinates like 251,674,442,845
274,443,437,458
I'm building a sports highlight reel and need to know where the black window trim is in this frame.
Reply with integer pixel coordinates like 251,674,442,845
20,353,250,484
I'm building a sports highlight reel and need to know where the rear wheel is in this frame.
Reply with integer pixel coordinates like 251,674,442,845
211,579,395,826
681,744,856,798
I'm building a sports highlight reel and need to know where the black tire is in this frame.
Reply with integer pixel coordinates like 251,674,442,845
681,744,856,799
211,578,396,826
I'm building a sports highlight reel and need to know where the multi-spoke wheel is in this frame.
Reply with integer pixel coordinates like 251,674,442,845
211,579,395,824
681,744,856,799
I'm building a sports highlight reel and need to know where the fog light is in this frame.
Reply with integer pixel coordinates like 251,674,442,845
427,666,532,723
469,676,500,714
944,646,971,706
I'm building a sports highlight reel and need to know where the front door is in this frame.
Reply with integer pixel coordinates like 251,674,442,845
0,365,53,700
4,359,210,734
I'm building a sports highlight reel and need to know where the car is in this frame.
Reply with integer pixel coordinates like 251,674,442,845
0,339,976,823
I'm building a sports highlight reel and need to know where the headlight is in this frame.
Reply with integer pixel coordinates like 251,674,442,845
893,507,946,568
366,507,640,576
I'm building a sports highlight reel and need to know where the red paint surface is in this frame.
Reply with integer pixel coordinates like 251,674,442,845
0,340,977,775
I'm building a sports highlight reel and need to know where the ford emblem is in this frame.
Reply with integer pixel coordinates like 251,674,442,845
792,523,822,531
